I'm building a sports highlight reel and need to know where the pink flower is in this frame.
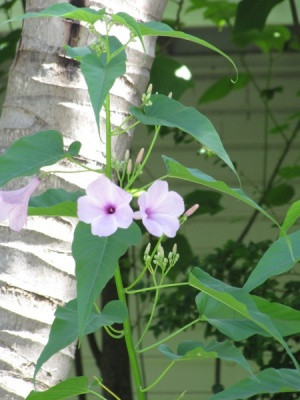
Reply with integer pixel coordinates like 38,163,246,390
77,175,134,237
0,176,41,232
134,180,184,238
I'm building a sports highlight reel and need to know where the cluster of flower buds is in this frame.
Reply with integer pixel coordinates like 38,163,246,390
141,84,153,107
152,243,179,272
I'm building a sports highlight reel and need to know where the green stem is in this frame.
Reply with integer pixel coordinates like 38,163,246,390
114,266,146,400
141,362,175,392
135,274,161,349
105,94,112,179
126,281,189,295
138,318,200,354
125,125,161,190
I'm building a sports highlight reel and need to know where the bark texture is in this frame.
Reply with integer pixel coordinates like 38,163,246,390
0,0,167,398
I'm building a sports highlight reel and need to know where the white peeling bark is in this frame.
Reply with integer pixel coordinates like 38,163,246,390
0,0,168,398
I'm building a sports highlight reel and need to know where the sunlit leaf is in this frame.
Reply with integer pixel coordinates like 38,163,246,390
80,36,126,129
0,131,76,187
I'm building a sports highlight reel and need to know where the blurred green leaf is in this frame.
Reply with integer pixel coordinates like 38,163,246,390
234,25,291,52
26,377,89,399
265,184,295,206
186,0,237,26
199,73,250,104
278,166,300,180
234,0,285,35
184,189,223,216
150,55,194,100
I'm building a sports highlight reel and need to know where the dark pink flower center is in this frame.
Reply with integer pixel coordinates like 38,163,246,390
106,204,116,214
144,207,152,217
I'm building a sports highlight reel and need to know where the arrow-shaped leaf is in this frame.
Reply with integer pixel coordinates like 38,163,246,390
72,222,141,338
0,131,78,187
189,267,298,369
160,339,252,375
208,368,300,400
131,95,238,180
34,298,127,379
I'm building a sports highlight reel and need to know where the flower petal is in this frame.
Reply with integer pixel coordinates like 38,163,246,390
91,214,118,237
78,196,104,223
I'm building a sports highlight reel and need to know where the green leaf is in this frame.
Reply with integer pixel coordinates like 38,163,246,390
150,55,194,100
72,222,141,338
131,95,238,180
186,0,237,27
244,230,300,292
234,0,285,35
28,189,84,217
234,25,291,52
26,377,89,400
184,189,223,216
280,200,300,235
34,298,127,379
163,156,280,228
207,368,300,400
0,130,73,187
2,3,105,25
80,36,126,129
160,340,252,375
112,12,145,53
278,165,300,180
189,267,298,369
137,21,237,79
65,45,93,61
196,293,300,341
199,73,250,104
265,183,295,206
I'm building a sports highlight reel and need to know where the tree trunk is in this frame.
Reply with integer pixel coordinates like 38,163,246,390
0,0,167,398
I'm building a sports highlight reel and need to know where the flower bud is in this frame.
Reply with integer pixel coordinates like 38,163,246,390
145,243,151,256
135,148,145,165
124,149,130,162
126,159,132,174
146,83,153,95
185,204,199,217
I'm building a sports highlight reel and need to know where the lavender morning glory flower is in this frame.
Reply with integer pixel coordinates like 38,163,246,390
134,180,184,238
77,175,134,237
0,176,41,232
